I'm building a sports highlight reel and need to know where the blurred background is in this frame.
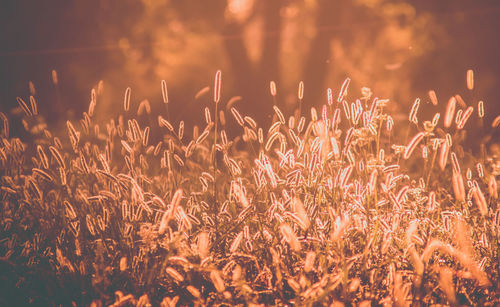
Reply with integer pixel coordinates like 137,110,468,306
0,0,499,140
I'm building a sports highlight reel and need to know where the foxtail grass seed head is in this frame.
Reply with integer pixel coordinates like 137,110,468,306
28,80,36,95
472,181,488,216
409,98,420,124
444,97,456,128
161,80,168,104
97,79,104,94
492,115,500,128
280,223,301,251
386,115,394,131
49,146,65,169
311,107,318,122
120,257,127,271
342,100,350,120
478,100,484,118
159,115,174,131
16,97,32,117
439,141,450,171
466,168,472,180
432,113,440,127
195,86,210,100
455,94,467,108
166,267,184,282
428,90,438,106
51,69,59,85
404,132,425,160
467,69,474,90
231,107,244,126
204,107,212,124
457,106,473,129
446,133,452,147
450,152,461,173
178,121,184,139
226,96,241,111
304,251,316,273
198,232,209,259
291,197,310,230
439,268,456,305
138,99,151,115
288,116,295,130
327,88,333,106
452,171,466,202
29,96,38,116
273,106,285,124
422,146,428,159
214,70,222,103
361,87,372,100
427,191,436,210
297,116,306,133
298,81,304,100
219,110,226,126
270,81,277,97
186,286,200,298
210,271,225,292
338,77,350,102
230,231,243,253
476,162,484,178
123,87,131,112
488,175,498,199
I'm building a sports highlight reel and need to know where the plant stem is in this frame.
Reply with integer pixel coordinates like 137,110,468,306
426,146,438,189
213,102,219,245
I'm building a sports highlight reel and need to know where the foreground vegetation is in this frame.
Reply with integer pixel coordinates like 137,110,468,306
0,72,499,306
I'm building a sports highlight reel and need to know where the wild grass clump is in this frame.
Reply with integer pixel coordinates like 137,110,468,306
0,71,499,306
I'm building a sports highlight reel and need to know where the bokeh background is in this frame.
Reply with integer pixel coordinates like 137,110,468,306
0,0,499,140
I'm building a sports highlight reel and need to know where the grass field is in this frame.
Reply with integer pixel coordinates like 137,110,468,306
0,72,498,306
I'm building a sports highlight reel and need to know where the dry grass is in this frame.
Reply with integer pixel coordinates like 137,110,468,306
0,71,499,306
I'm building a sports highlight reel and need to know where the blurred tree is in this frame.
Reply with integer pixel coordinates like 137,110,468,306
2,0,499,144
110,0,439,128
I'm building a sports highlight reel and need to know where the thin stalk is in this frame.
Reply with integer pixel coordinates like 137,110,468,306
213,102,219,243
212,70,221,248
398,122,413,165
375,107,385,154
426,146,439,189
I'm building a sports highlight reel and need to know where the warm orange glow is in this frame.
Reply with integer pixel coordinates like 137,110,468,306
1,1,499,305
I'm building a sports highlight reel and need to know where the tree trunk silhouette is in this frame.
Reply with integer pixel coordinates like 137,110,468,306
260,0,282,96
222,21,262,120
222,1,283,126
221,0,346,125
302,0,344,109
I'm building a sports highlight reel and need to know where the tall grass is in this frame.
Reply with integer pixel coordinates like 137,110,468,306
0,71,498,306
